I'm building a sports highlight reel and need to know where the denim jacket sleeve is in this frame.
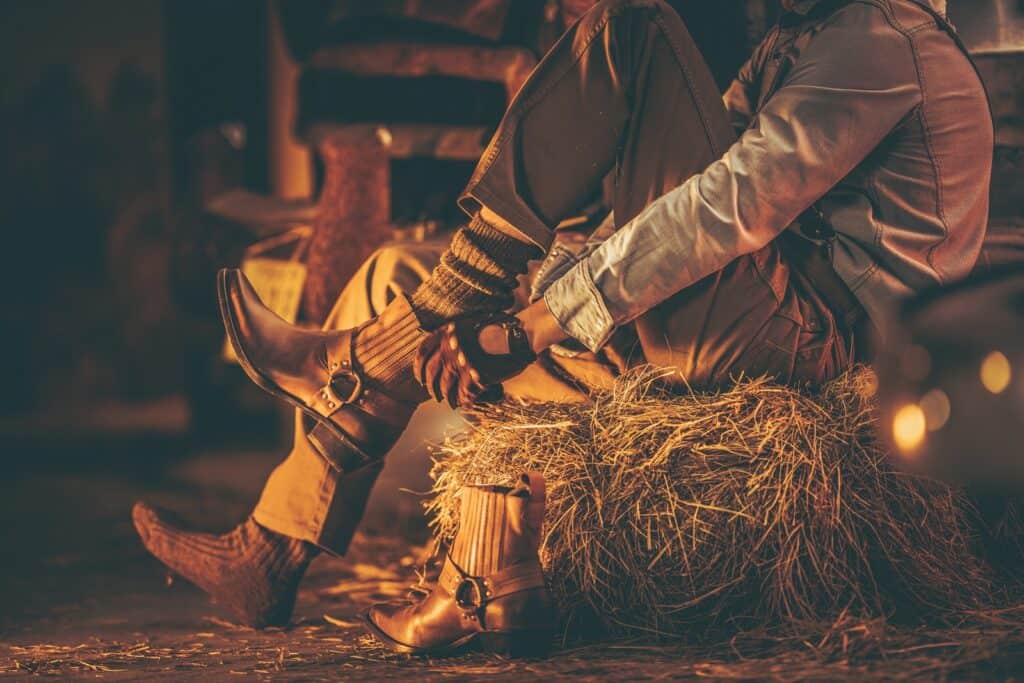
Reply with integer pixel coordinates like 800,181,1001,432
544,6,921,353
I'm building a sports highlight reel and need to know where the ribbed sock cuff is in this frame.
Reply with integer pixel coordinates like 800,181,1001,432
410,214,541,330
353,297,426,401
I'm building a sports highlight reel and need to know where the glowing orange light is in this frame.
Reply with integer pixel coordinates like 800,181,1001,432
893,403,927,454
919,389,951,432
980,351,1012,395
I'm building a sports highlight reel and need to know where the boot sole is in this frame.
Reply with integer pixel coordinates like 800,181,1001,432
360,610,552,658
217,269,370,461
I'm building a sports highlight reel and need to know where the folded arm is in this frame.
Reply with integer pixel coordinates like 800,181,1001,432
540,12,921,353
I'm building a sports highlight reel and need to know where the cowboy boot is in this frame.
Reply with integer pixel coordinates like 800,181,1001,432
218,268,427,468
364,473,556,657
218,211,541,456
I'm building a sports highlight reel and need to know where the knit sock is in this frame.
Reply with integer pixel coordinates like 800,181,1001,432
341,215,540,406
410,213,541,330
350,295,430,405
132,504,317,628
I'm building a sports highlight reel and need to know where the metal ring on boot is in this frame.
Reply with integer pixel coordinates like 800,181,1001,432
454,576,488,617
309,372,364,418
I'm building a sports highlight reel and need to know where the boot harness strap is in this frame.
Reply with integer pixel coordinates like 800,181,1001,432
304,325,416,429
439,555,546,621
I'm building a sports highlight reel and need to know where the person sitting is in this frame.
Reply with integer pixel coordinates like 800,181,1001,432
133,0,992,655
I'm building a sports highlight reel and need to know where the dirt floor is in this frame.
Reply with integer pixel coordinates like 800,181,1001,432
2,405,1024,681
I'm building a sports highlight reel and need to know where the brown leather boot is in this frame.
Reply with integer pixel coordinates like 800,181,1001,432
364,473,556,657
218,268,426,467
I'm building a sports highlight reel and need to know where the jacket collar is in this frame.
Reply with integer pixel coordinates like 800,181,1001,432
786,0,946,17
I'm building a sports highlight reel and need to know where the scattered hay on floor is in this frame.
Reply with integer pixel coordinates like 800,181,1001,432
7,613,1024,681
429,366,1019,641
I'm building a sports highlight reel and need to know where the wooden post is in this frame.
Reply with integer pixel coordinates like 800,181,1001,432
303,133,392,323
267,0,313,199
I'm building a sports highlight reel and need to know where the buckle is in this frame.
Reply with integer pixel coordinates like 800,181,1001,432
453,576,488,612
329,370,364,406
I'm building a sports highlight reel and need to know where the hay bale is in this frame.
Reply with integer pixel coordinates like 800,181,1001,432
428,367,1008,640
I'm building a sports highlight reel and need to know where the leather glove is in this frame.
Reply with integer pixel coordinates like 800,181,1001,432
414,312,537,408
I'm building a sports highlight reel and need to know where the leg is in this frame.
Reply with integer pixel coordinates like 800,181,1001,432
134,242,447,627
461,0,734,245
252,242,448,554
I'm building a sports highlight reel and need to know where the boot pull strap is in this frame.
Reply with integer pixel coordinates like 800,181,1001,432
305,328,360,419
307,324,416,427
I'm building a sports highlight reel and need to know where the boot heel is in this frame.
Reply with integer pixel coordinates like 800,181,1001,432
477,630,553,658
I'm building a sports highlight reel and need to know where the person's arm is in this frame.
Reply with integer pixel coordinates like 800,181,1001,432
477,297,567,355
540,6,921,353
475,36,780,359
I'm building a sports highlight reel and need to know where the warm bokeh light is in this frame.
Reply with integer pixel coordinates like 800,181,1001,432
893,403,927,454
980,351,1012,394
919,389,951,432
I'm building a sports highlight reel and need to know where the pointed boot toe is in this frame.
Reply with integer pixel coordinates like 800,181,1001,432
218,268,339,409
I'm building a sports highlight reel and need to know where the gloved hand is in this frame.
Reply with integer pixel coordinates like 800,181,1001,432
415,312,537,408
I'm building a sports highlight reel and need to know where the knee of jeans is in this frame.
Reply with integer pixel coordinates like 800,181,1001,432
321,243,430,329
366,244,434,306
370,242,446,313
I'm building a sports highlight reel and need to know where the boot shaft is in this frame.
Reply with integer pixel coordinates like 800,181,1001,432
450,473,545,577
365,471,555,656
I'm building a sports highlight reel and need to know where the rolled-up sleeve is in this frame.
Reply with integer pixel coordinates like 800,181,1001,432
544,6,920,352
542,259,617,352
